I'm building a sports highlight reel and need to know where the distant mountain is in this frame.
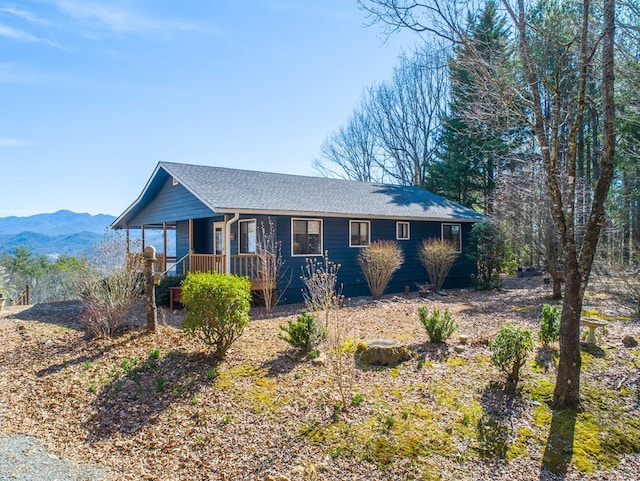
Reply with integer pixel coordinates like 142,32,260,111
0,210,115,236
0,210,116,258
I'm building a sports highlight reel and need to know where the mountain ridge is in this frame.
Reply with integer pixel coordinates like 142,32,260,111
0,210,117,258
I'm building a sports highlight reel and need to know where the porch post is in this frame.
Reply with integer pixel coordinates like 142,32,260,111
141,225,146,250
126,227,130,255
163,222,168,272
225,213,240,275
188,218,193,274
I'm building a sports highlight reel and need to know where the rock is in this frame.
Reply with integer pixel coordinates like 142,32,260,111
311,353,327,365
454,345,465,353
458,334,469,345
356,339,412,367
291,466,305,475
265,476,289,481
622,335,638,348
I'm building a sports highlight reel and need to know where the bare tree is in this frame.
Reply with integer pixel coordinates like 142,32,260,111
367,47,449,187
360,0,617,410
314,45,448,187
313,105,384,182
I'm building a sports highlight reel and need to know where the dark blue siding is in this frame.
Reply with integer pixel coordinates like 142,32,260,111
128,177,213,226
279,217,476,304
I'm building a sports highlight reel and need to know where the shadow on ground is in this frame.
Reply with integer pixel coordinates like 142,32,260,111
86,349,219,441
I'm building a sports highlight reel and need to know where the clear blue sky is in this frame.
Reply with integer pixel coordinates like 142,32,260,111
0,1,413,218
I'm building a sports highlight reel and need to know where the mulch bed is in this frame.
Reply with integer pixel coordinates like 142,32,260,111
0,277,639,481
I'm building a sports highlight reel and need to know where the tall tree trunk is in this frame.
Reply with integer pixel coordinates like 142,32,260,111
553,259,583,407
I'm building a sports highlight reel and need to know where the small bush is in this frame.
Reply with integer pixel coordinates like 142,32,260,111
418,306,457,343
358,241,404,299
418,239,458,292
279,309,326,353
155,275,184,307
539,304,560,346
181,272,251,359
491,324,534,384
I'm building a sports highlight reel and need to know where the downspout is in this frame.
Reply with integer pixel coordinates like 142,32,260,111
225,213,240,274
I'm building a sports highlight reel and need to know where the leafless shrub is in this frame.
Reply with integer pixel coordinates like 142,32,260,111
358,240,404,299
75,232,143,338
418,239,458,292
325,306,354,412
255,218,290,315
301,253,342,331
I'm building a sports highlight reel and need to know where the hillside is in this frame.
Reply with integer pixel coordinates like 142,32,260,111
0,211,116,258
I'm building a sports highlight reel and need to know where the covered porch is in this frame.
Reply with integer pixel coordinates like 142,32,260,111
123,217,275,291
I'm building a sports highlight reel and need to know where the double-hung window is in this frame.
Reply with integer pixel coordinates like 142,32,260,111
350,220,370,247
396,222,410,240
292,219,322,256
441,223,462,252
239,219,256,254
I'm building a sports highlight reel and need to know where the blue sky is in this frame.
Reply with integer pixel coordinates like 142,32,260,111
0,1,413,218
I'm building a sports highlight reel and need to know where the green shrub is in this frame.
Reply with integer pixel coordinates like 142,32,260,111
539,304,560,346
279,309,326,353
491,324,534,384
155,275,184,307
418,306,457,343
181,272,251,359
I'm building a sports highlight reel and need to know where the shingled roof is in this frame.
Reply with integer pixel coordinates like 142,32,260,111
113,161,484,227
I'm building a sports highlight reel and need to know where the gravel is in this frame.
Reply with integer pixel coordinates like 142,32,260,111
0,435,104,481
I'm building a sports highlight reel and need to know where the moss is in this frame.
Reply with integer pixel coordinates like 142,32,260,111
340,337,359,354
506,426,535,461
446,357,467,367
527,379,554,403
303,401,456,466
534,383,640,474
511,305,535,312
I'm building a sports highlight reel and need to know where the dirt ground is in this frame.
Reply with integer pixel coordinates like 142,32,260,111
0,275,639,481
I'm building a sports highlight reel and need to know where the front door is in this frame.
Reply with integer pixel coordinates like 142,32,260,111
213,222,225,256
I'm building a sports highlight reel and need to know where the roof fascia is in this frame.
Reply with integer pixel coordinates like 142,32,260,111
214,207,482,223
111,162,165,229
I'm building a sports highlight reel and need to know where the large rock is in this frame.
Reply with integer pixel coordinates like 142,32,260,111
356,339,412,367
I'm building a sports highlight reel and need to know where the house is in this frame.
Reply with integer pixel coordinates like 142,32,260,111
111,161,484,304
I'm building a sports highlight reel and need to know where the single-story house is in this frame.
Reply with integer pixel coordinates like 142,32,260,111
111,161,484,304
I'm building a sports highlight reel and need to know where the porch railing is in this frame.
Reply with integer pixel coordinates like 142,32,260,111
190,254,226,274
189,253,276,290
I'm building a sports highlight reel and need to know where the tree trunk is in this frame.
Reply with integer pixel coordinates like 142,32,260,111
552,277,562,300
553,268,583,408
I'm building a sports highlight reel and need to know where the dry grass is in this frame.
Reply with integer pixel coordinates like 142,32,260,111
1,279,639,481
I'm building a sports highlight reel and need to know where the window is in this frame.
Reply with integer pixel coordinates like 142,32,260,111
292,219,322,256
396,222,410,240
442,223,462,252
172,176,179,186
350,220,370,247
239,219,256,254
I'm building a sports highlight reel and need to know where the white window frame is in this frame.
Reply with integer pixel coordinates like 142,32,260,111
349,220,371,248
172,176,179,186
238,219,257,255
441,223,462,253
291,218,323,257
396,221,410,240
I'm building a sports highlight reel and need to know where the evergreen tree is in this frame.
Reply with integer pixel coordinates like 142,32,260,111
435,0,515,213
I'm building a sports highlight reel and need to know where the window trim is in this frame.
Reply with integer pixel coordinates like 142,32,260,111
441,223,462,253
349,220,371,248
396,221,410,241
238,218,257,255
172,176,179,186
291,218,323,257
